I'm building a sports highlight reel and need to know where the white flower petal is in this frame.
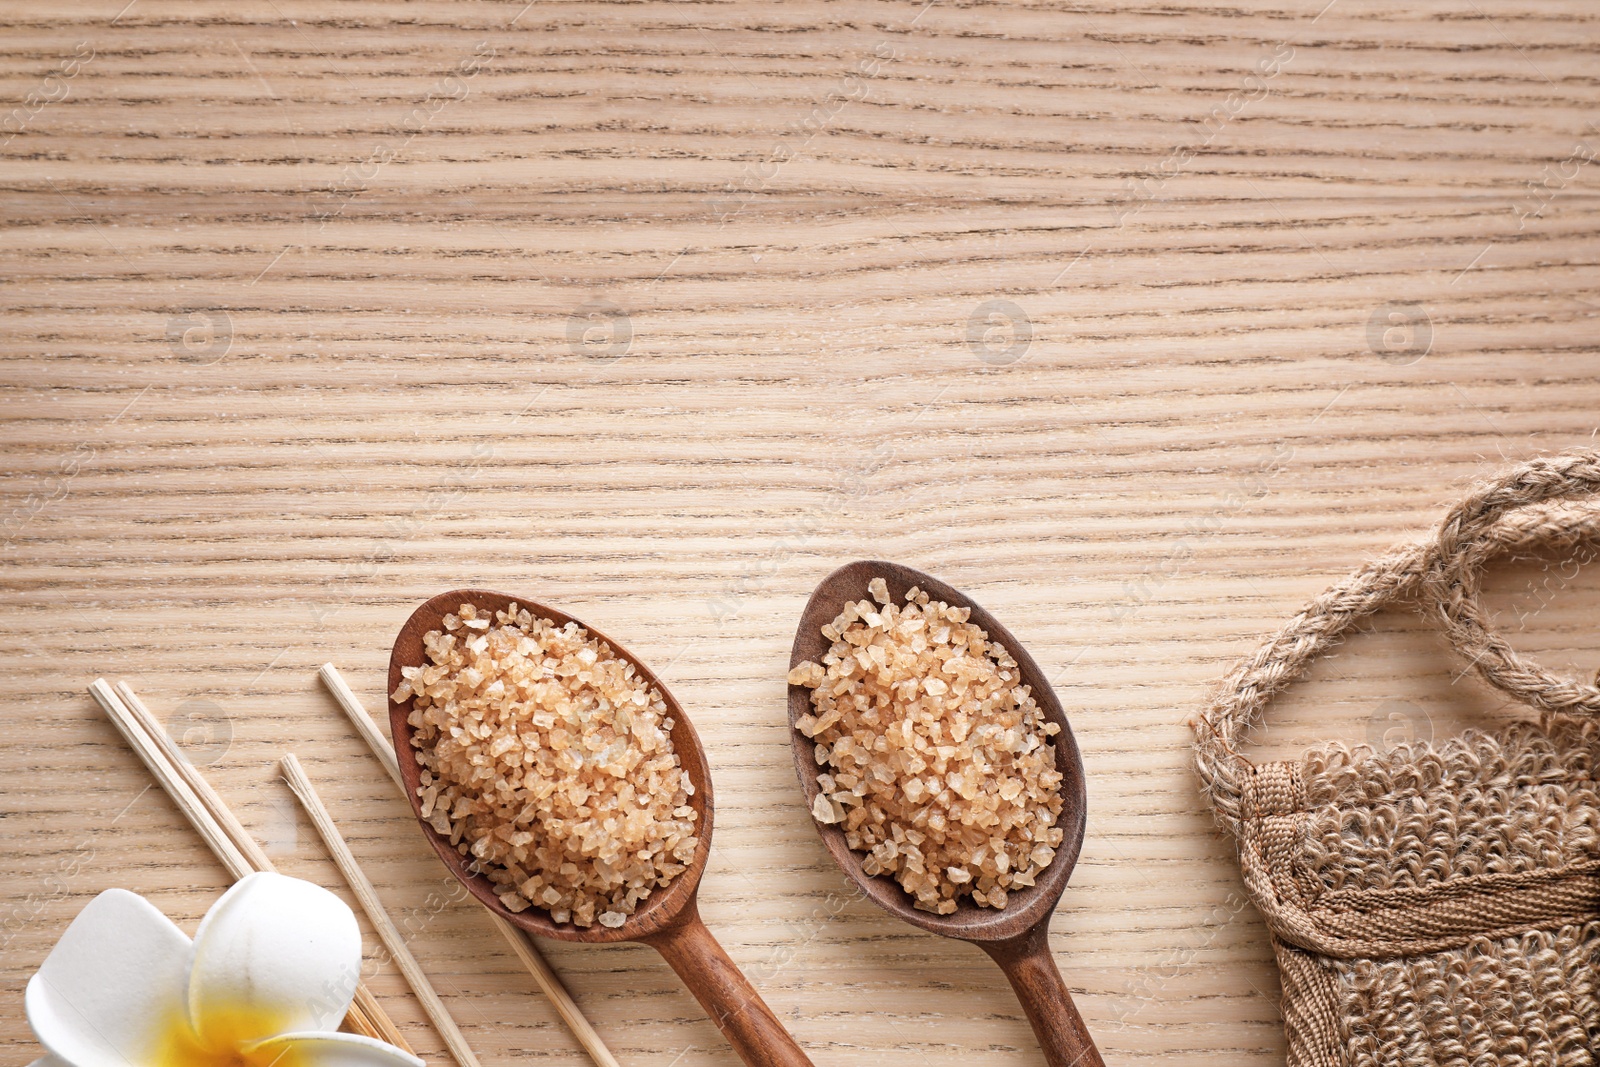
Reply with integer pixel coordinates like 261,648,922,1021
248,1032,424,1067
28,1053,77,1067
188,872,361,1045
25,889,192,1067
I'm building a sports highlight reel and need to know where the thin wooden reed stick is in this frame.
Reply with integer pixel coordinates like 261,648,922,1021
319,663,404,786
88,679,411,1052
281,754,483,1067
318,663,622,1067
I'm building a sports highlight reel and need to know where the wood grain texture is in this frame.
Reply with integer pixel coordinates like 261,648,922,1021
2,1,1599,1065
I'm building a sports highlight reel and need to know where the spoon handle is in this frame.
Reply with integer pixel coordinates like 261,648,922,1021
643,903,816,1067
983,923,1104,1067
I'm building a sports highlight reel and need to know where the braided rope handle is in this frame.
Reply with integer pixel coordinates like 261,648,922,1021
1193,450,1600,840
1426,451,1600,715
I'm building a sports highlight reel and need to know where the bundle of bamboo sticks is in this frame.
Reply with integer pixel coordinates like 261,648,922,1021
87,679,410,1049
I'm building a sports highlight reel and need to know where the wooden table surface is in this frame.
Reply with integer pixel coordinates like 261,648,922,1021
4,2,1600,1064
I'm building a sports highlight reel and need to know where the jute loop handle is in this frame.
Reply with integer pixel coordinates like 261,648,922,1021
1193,449,1600,841
1424,450,1600,716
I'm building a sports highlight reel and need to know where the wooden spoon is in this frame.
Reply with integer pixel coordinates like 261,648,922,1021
788,561,1103,1067
390,589,815,1067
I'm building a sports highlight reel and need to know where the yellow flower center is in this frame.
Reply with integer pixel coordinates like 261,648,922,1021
155,1004,309,1067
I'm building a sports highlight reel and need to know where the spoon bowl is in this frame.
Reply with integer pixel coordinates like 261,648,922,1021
788,561,1103,1067
391,589,813,1067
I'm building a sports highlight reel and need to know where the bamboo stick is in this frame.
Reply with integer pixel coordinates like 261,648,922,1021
281,754,483,1067
318,663,621,1067
319,663,403,787
88,679,411,1052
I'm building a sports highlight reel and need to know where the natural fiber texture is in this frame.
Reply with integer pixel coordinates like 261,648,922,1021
1191,450,1600,1066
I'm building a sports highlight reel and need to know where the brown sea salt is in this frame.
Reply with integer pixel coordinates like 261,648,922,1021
789,578,1065,914
392,602,699,928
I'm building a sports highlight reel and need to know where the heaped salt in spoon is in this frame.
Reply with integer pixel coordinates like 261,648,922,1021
788,561,1102,1067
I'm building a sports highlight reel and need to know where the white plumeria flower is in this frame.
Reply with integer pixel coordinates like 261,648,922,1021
26,872,423,1067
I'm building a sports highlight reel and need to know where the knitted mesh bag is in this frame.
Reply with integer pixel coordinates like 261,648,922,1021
1192,451,1600,1066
